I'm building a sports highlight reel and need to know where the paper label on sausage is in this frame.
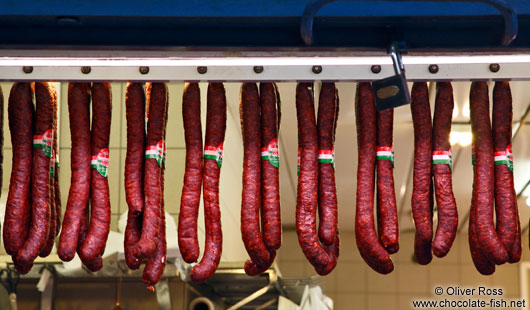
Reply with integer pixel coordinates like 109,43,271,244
146,140,167,168
472,143,475,165
50,150,58,177
33,129,53,158
432,149,453,170
297,148,301,176
318,147,335,170
494,144,513,171
91,148,110,177
204,142,224,168
261,138,280,168
376,146,394,167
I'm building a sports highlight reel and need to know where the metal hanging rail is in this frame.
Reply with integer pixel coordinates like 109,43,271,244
2,52,530,82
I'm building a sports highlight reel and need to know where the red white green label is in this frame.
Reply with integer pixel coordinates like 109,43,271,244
204,142,224,168
297,148,301,176
50,151,59,177
433,149,453,170
33,129,53,158
261,138,279,168
376,146,394,167
91,148,110,177
472,143,475,165
145,140,166,168
494,144,513,172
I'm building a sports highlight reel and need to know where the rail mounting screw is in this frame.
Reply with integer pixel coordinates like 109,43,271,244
489,63,500,73
22,66,33,74
253,66,264,74
429,64,439,74
371,65,381,74
139,66,150,75
81,66,91,74
197,66,208,74
312,65,322,74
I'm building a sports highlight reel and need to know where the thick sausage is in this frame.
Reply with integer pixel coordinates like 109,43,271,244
410,82,434,265
470,81,508,265
432,82,458,258
375,107,398,254
58,83,92,262
17,82,56,268
317,83,339,247
469,179,495,275
134,83,168,259
124,82,147,269
79,82,112,262
77,205,103,272
4,83,34,256
190,83,226,283
492,81,519,263
296,83,338,275
39,90,59,258
241,83,270,273
260,82,281,251
355,82,393,274
178,82,202,263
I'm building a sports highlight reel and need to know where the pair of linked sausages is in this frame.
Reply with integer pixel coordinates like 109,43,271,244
57,83,112,272
4,82,60,273
124,82,169,287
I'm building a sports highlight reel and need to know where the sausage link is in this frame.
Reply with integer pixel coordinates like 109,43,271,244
410,82,434,265
355,82,394,274
58,83,92,262
470,81,508,265
124,82,147,269
510,209,521,263
79,82,112,262
39,89,58,258
260,82,281,251
317,83,339,247
375,107,398,254
469,179,495,275
17,82,56,268
241,83,270,273
77,204,103,272
492,81,519,263
134,83,168,259
432,82,458,258
296,83,338,275
190,83,226,283
178,82,202,263
4,83,34,256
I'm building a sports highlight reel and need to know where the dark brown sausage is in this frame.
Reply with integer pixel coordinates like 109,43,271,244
17,82,56,268
259,82,281,251
124,82,146,269
79,82,112,262
134,83,168,260
58,83,92,262
470,81,508,265
241,83,270,272
317,83,339,247
39,90,58,258
77,204,103,272
410,82,434,265
178,82,202,263
190,83,226,283
375,107,398,254
432,82,458,258
4,83,34,256
354,82,393,274
492,81,519,263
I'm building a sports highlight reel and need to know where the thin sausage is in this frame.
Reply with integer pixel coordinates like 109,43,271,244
79,82,112,262
354,82,393,274
375,106,398,254
241,83,270,272
17,82,56,268
190,83,226,283
58,83,92,262
78,204,103,272
410,82,434,265
178,82,202,263
432,82,458,258
4,83,34,256
259,82,281,251
469,179,495,275
492,81,519,263
134,83,168,259
470,81,508,265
